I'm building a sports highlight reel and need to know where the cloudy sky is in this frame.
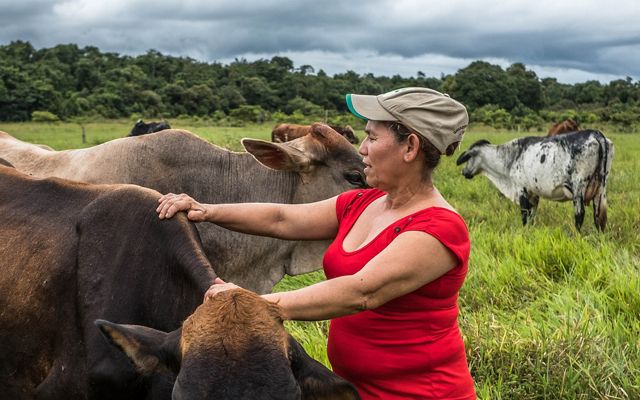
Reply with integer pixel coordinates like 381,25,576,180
1,0,639,84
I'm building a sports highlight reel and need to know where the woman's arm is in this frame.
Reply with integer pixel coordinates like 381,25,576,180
208,230,459,321
157,192,340,240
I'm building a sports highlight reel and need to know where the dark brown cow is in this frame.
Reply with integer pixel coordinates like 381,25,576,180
547,118,580,136
272,123,359,144
97,289,360,400
128,119,171,136
0,165,357,400
0,124,367,294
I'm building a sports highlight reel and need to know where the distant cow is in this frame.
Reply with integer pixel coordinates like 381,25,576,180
128,119,171,136
272,123,359,144
456,130,613,231
0,124,366,293
0,165,358,400
97,289,360,400
547,118,580,136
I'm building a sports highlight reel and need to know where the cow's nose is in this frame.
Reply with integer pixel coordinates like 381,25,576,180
463,171,474,179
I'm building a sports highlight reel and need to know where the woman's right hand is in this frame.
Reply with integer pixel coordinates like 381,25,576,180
203,277,240,302
157,193,207,222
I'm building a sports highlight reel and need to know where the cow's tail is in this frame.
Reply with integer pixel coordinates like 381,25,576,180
593,130,613,189
592,130,614,230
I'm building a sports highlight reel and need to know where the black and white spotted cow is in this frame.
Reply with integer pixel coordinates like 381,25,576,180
456,130,614,231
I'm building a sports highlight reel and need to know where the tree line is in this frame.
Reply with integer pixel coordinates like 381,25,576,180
1,40,639,131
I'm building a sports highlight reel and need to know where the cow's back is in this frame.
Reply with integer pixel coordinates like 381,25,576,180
271,124,311,142
511,131,611,200
0,128,366,293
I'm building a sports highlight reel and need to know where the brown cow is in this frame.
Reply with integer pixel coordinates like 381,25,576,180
0,164,214,399
97,289,360,400
547,118,580,136
0,165,358,400
272,123,359,144
0,124,367,294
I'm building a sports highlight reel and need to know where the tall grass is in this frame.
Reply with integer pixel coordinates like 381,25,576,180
2,121,638,399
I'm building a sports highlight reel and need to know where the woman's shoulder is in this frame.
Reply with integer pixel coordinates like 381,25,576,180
407,206,469,244
337,188,384,202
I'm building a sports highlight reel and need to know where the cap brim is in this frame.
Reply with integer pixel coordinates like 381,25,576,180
346,94,396,121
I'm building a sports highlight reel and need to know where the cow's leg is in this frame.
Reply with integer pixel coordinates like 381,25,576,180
572,195,586,231
593,189,608,231
518,191,534,226
529,195,540,221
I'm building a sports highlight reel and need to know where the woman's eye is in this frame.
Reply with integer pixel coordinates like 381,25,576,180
344,172,367,187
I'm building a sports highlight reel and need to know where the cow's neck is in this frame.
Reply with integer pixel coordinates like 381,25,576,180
172,149,323,293
479,146,522,202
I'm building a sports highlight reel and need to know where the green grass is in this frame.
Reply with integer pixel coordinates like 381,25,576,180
2,121,638,399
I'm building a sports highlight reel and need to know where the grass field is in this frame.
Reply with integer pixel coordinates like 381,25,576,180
2,120,638,399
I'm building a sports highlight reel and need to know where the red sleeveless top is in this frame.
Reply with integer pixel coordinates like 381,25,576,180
324,189,475,400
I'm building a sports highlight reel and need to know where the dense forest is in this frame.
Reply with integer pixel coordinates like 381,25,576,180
1,40,639,131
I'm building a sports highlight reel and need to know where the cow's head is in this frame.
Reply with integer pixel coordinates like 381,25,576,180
241,123,367,195
330,125,359,144
456,139,491,179
129,120,148,136
342,125,359,144
96,288,360,400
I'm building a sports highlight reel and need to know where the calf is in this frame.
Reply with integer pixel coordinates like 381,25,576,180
547,118,580,136
129,119,171,136
272,123,359,144
456,130,613,231
97,289,360,400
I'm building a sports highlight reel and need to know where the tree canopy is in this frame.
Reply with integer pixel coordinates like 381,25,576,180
1,40,638,130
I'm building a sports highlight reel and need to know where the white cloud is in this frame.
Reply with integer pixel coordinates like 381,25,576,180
0,0,638,84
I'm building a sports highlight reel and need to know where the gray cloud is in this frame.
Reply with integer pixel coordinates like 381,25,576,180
0,0,638,83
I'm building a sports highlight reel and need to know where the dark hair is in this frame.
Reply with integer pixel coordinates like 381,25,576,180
385,122,459,172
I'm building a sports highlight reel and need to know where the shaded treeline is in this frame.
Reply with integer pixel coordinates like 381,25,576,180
1,41,639,130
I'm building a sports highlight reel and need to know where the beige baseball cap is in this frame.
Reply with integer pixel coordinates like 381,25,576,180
346,87,469,154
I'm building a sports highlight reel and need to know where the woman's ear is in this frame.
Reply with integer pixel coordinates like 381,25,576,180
404,133,422,162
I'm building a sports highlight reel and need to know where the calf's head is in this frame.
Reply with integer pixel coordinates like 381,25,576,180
96,288,359,400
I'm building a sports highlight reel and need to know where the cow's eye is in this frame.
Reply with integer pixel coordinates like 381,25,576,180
344,171,366,188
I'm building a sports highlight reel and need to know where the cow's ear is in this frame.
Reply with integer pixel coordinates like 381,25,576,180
0,158,14,168
287,335,361,400
95,319,181,375
242,138,311,171
456,150,472,165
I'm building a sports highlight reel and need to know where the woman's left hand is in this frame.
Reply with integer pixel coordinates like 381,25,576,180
203,277,240,302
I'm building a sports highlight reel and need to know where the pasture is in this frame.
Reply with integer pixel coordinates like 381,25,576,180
2,120,638,399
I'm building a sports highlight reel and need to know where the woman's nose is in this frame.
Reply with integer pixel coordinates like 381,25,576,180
358,141,366,155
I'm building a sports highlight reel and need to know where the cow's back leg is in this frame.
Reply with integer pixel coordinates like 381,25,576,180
572,195,586,231
593,189,608,231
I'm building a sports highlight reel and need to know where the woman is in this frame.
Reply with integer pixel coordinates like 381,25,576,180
157,87,476,399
